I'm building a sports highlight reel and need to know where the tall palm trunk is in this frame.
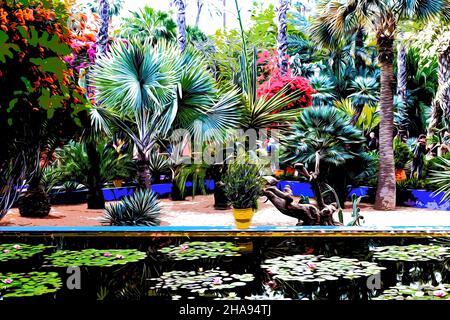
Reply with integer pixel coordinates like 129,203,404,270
354,27,366,71
276,0,290,75
396,42,407,102
96,0,109,56
374,17,396,210
428,43,450,137
136,150,151,190
195,0,203,27
174,0,187,53
222,0,227,30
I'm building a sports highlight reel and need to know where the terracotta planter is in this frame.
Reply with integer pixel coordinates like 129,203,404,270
232,208,254,229
112,180,123,188
395,168,407,182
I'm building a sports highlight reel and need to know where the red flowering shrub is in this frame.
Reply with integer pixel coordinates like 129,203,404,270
257,49,314,110
0,0,88,177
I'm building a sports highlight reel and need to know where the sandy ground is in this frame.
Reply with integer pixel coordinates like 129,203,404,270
1,195,450,227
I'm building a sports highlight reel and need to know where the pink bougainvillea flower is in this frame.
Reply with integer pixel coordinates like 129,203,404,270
103,252,112,257
3,278,12,284
12,245,21,250
306,262,317,269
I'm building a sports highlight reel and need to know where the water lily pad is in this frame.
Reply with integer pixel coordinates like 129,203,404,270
44,249,146,267
0,272,61,299
158,241,242,261
375,284,450,300
371,244,450,262
0,244,50,262
148,269,255,294
263,254,385,283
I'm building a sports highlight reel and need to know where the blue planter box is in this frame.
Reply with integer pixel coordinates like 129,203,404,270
48,180,215,205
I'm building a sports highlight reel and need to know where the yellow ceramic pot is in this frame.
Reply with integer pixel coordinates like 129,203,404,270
232,208,254,229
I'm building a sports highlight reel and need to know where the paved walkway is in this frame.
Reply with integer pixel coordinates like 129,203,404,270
1,195,450,227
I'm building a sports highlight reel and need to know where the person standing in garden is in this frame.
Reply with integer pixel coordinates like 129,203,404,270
367,132,379,151
410,135,430,179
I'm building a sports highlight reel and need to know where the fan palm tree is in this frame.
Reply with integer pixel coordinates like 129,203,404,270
311,0,450,210
282,107,369,205
173,0,187,53
118,6,177,44
276,0,291,74
92,40,240,189
348,76,379,125
309,74,337,107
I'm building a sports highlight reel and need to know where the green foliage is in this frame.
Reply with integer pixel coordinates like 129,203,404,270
117,6,177,43
394,139,412,169
55,141,135,187
396,178,428,191
103,189,161,226
334,99,380,135
175,164,211,199
308,74,336,107
283,107,366,168
223,156,265,209
0,272,61,299
0,244,49,262
429,157,450,201
148,152,171,177
347,194,364,226
44,249,147,267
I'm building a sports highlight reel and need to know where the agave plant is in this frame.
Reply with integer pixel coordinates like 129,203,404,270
103,189,161,226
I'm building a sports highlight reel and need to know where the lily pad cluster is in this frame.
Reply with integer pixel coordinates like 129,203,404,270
372,244,450,262
0,272,62,298
0,244,49,262
374,284,450,300
262,255,385,282
158,241,242,261
149,269,255,293
44,249,147,267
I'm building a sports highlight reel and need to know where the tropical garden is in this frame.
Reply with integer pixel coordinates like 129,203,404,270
3,0,450,304
1,0,450,228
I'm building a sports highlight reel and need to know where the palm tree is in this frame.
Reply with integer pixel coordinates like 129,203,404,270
118,6,177,44
92,40,240,189
172,0,187,53
276,0,291,74
348,76,379,125
311,0,450,210
282,107,369,205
